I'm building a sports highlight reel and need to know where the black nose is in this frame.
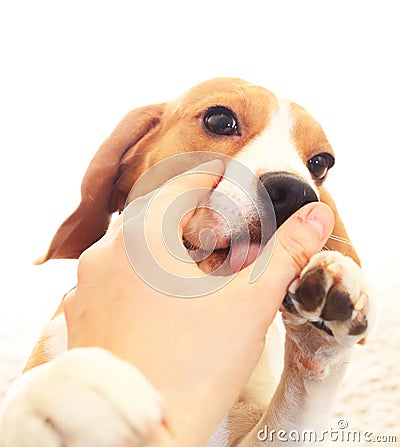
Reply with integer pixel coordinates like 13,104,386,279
259,172,318,228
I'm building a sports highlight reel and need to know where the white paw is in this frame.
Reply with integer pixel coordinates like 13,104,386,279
283,251,373,345
0,348,165,447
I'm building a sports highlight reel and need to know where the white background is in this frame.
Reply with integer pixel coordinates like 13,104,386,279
0,0,399,420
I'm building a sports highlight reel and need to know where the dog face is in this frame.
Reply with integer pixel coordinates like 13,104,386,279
37,78,359,268
177,83,335,274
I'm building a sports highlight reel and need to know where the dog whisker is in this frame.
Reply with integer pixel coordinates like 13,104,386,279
328,234,353,246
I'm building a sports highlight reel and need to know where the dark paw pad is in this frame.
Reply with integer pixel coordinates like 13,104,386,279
320,287,353,321
295,268,327,312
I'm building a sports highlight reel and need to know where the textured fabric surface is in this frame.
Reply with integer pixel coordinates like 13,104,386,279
331,261,400,446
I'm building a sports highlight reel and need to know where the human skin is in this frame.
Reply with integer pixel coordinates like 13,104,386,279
64,160,334,446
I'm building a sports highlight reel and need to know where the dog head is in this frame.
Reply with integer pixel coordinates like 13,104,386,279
36,78,359,270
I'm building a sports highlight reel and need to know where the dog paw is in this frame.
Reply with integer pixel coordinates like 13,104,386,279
0,348,165,447
282,251,372,346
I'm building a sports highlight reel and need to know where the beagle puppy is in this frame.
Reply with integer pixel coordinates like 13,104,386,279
0,78,372,446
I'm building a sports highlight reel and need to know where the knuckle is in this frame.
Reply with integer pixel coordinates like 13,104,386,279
77,246,97,276
278,233,314,274
62,287,79,322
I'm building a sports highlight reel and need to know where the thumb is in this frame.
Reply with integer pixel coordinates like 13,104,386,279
229,202,334,320
268,202,334,289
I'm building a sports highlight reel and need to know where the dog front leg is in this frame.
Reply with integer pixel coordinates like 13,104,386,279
251,334,353,446
237,251,372,446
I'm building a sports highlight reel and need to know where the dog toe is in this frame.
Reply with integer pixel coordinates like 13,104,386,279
320,286,353,322
283,251,372,344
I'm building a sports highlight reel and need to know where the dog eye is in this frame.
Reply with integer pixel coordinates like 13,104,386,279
203,106,238,136
307,153,335,180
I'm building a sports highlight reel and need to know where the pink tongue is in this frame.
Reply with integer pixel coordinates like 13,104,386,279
230,242,262,273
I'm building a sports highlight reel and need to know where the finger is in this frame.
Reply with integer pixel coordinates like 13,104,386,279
226,202,334,322
147,159,225,232
122,160,225,280
266,201,334,286
104,191,156,240
102,159,224,242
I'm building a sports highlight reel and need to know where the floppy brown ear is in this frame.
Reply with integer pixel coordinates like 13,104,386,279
35,103,165,264
319,186,361,266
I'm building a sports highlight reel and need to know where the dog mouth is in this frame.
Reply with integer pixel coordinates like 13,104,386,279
227,240,263,273
181,202,273,276
180,170,319,275
182,236,264,275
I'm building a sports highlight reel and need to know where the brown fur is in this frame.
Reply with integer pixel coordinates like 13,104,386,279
24,302,65,371
29,77,360,369
35,79,278,263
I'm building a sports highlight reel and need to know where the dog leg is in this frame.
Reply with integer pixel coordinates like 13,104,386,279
235,251,372,446
0,347,165,447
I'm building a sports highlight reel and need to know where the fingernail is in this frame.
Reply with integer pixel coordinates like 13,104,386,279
306,204,335,240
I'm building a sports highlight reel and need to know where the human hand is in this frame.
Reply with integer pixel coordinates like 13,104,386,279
64,160,334,446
